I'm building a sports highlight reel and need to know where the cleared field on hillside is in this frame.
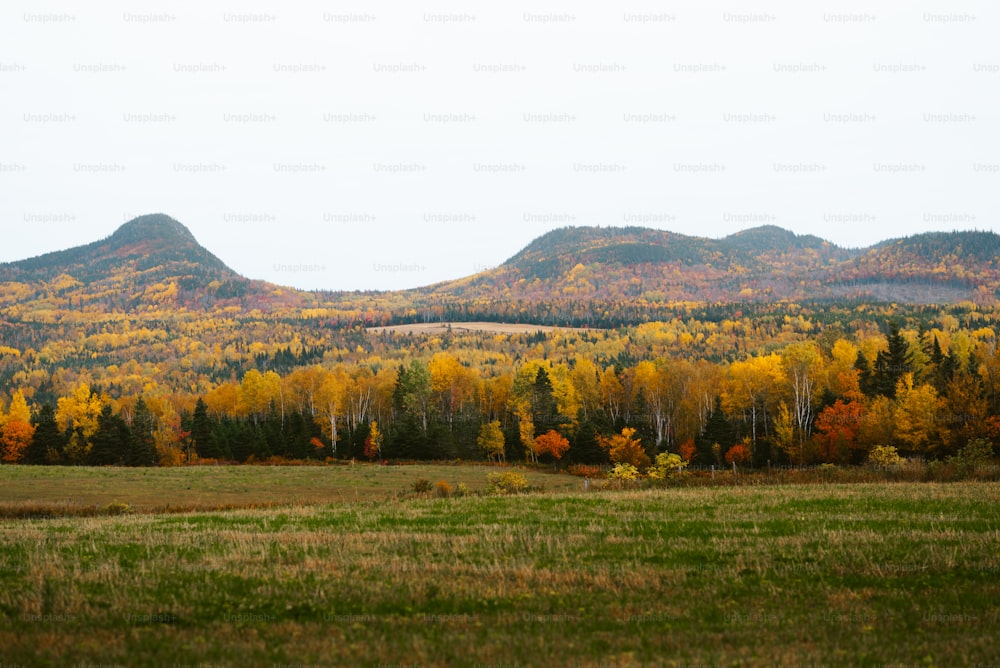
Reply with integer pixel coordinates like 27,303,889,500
1,480,998,666
367,321,597,335
0,463,579,516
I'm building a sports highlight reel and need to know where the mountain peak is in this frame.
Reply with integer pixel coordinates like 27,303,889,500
0,213,240,306
111,214,197,246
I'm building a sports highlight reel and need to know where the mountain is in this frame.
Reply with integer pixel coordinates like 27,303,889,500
0,214,234,284
415,225,998,306
1,217,997,323
0,214,304,313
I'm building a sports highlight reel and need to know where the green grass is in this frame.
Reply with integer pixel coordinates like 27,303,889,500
0,477,998,666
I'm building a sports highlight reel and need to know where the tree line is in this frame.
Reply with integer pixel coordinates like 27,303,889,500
3,321,998,469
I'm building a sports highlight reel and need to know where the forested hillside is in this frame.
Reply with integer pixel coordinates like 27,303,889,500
1,216,998,470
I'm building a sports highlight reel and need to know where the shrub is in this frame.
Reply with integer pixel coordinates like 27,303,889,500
411,478,433,494
566,464,605,478
724,443,751,466
104,500,133,516
647,452,687,480
924,459,954,482
454,483,471,497
868,445,906,468
947,439,995,478
607,462,640,481
433,481,453,498
486,471,529,495
817,463,839,480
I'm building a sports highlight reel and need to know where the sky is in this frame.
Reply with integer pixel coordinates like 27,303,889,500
1,1,998,291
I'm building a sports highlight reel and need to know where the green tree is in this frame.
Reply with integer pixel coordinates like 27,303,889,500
395,360,433,434
88,405,131,466
873,324,913,398
129,397,158,467
27,404,63,464
531,367,563,435
191,398,217,460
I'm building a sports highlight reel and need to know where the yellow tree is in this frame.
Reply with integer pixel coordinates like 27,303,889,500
371,367,399,430
429,352,477,428
204,382,241,420
364,421,383,461
674,359,722,446
633,360,680,450
599,366,626,424
284,365,325,418
722,353,784,452
569,356,601,419
345,366,373,431
240,369,281,423
516,404,536,463
781,341,825,462
316,367,349,454
479,374,512,424
1,390,34,463
477,420,506,463
773,402,796,463
893,374,942,455
828,339,862,400
56,383,103,463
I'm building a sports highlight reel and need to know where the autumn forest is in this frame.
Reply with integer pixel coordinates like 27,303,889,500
2,215,1000,472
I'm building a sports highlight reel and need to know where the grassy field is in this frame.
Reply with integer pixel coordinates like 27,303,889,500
0,463,580,516
0,472,998,666
367,321,596,335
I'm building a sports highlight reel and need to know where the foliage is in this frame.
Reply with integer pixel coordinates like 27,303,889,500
598,428,650,469
607,462,640,481
532,430,570,461
476,420,505,463
678,439,698,463
411,478,433,494
946,439,995,477
102,500,134,516
868,445,906,468
433,480,452,498
566,464,605,478
724,443,751,466
486,471,529,495
364,421,383,461
647,452,688,479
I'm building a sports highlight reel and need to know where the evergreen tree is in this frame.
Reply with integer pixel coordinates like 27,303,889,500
128,397,158,467
870,324,913,398
697,397,736,465
191,398,216,459
27,403,63,464
855,351,876,397
89,405,131,466
530,367,563,435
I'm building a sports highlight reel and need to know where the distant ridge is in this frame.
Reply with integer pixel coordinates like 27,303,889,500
0,216,997,311
417,225,999,305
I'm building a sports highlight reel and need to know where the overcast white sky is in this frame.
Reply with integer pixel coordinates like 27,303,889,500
1,1,997,291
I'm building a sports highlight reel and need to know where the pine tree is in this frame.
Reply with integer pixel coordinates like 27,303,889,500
28,403,65,464
128,397,158,466
89,406,131,466
855,351,876,397
191,398,216,459
530,367,563,435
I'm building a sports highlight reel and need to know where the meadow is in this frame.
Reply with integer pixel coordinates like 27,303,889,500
0,468,998,666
